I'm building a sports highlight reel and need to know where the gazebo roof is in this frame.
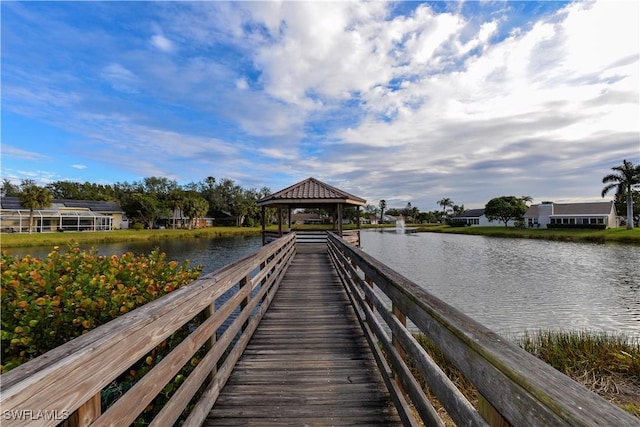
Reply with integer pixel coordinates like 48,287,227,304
257,177,366,207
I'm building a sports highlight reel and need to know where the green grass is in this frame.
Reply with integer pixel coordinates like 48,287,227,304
414,330,640,418
0,227,262,248
412,224,640,244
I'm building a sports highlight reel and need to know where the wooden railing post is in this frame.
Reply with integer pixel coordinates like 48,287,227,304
62,393,101,427
478,394,512,427
203,302,218,376
239,274,250,331
364,274,374,312
392,304,407,361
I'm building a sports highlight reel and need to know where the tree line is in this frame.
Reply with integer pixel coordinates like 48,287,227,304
2,159,638,232
1,176,271,231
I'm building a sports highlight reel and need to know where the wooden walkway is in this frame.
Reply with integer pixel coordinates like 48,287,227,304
205,244,402,426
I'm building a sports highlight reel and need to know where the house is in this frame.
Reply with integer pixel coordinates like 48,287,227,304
0,197,125,233
290,213,325,225
524,201,618,229
450,208,517,227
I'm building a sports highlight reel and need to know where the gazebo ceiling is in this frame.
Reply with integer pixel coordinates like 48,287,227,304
257,177,366,208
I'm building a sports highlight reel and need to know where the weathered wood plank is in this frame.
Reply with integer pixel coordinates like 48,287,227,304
206,248,402,426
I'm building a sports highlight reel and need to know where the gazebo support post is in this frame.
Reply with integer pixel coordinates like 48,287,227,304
261,206,266,245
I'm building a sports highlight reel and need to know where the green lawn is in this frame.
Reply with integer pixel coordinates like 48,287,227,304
412,225,640,244
0,227,262,248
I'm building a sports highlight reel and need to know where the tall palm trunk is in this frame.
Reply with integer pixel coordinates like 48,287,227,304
29,209,35,234
625,185,634,229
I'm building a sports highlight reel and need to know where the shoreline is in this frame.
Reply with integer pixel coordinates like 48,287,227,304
0,227,262,249
1,224,639,249
409,224,640,244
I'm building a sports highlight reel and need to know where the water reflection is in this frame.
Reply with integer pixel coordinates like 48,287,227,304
5,236,263,276
360,230,640,339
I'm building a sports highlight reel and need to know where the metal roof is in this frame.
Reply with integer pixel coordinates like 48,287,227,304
452,208,485,218
0,197,124,213
257,177,366,207
525,202,615,217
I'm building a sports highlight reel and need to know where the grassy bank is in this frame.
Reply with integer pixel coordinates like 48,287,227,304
411,224,640,244
416,330,639,421
0,227,262,249
518,330,639,416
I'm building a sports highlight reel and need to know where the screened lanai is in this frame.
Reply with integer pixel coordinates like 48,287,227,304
0,197,123,233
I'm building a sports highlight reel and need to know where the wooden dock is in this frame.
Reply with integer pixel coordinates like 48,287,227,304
205,244,402,426
2,232,637,427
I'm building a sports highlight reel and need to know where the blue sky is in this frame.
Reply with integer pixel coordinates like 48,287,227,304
2,1,638,211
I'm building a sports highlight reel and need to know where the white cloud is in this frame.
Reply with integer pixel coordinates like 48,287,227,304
150,34,175,52
71,164,87,170
1,145,50,161
101,63,139,93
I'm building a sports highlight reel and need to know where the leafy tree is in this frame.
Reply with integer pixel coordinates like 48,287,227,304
18,182,53,234
451,204,466,216
183,194,209,229
46,181,118,201
601,159,640,229
129,193,168,229
484,196,528,227
1,179,21,197
378,199,387,223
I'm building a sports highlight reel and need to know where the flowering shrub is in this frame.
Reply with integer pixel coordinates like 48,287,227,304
1,242,202,373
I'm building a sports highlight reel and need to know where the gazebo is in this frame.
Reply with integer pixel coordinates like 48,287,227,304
256,177,366,245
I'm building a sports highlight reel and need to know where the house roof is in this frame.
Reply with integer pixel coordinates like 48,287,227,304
452,208,485,218
1,197,124,213
525,202,614,217
257,177,366,207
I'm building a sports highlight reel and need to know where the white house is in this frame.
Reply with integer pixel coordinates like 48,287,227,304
450,208,518,227
0,197,125,233
523,202,618,229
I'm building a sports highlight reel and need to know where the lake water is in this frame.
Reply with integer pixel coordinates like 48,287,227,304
6,230,639,339
360,229,640,339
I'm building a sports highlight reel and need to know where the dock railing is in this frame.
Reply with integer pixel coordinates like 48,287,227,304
0,233,296,427
327,232,638,427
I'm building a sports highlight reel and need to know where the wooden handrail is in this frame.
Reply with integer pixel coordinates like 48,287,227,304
326,232,638,427
0,233,296,427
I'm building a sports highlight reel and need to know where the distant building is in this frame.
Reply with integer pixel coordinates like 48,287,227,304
290,213,325,225
450,208,516,226
0,197,125,233
523,202,618,229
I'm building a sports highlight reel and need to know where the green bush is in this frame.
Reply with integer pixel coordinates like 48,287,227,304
546,223,607,230
1,242,202,373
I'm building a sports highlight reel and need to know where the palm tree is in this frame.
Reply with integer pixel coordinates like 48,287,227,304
378,199,386,224
601,159,640,229
437,197,453,223
19,184,53,234
521,195,533,206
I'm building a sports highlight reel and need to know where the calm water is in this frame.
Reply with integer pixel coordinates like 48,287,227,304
360,229,640,339
6,231,639,338
4,236,263,276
